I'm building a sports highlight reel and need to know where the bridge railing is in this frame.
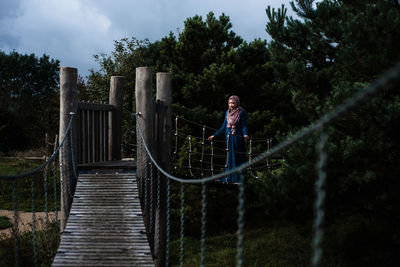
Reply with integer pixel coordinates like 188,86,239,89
134,62,400,267
77,101,113,164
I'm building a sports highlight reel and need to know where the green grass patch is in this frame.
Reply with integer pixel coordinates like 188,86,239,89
0,216,12,230
170,223,311,267
0,222,60,267
0,157,60,211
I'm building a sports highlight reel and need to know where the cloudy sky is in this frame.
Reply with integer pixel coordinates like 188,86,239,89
0,0,295,78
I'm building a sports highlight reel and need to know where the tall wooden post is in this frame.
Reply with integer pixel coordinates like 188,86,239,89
109,76,125,161
155,72,171,267
135,67,154,242
59,67,78,232
135,67,154,178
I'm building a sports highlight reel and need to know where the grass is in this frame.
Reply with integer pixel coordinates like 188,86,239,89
0,222,60,267
0,156,61,266
0,157,60,212
170,223,311,267
0,216,12,230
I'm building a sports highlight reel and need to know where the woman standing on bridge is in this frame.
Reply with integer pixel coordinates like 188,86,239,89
208,95,249,183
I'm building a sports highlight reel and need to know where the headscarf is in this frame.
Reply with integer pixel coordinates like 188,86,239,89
226,95,243,135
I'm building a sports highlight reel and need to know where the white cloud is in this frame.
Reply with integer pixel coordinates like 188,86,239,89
0,0,295,77
1,0,119,75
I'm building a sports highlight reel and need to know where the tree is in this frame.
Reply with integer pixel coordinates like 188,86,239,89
0,50,60,152
254,1,400,265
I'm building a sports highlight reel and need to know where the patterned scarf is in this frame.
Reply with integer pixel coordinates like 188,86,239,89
226,95,243,135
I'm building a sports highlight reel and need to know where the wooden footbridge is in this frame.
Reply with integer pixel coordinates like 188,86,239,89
2,64,398,267
50,68,173,266
52,162,154,266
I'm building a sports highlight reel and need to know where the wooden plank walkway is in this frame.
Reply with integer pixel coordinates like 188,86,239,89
52,172,154,267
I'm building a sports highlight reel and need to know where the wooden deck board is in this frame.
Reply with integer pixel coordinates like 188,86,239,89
52,172,153,267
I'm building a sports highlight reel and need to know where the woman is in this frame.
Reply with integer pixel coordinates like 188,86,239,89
208,95,249,183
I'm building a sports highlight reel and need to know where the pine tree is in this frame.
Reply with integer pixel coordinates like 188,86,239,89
254,1,400,265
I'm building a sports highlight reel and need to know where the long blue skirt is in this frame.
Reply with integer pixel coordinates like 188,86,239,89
220,134,247,183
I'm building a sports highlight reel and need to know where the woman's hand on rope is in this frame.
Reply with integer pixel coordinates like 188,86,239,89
207,135,214,141
244,135,250,142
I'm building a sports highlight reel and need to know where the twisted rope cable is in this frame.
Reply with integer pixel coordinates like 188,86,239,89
135,62,400,184
174,117,178,157
156,169,161,257
0,116,74,179
200,182,207,267
31,173,38,267
136,122,143,200
150,162,154,236
200,126,206,177
64,138,73,199
144,155,148,217
312,129,329,267
52,135,60,237
225,134,230,174
188,136,194,177
59,144,69,223
69,113,78,181
174,115,268,142
43,144,50,255
210,141,214,176
166,178,171,267
179,183,185,267
248,139,258,179
236,172,246,267
13,180,20,267
267,138,272,167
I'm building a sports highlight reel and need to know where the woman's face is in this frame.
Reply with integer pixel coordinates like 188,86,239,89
228,99,237,110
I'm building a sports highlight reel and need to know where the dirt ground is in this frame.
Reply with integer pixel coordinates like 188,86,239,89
0,210,60,239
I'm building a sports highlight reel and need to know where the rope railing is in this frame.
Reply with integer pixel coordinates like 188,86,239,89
174,114,268,142
167,124,280,178
0,115,74,180
135,61,400,266
137,62,400,184
0,114,76,267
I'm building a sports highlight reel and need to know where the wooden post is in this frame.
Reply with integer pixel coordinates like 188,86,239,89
59,67,78,232
109,76,125,161
135,67,154,237
155,72,171,267
135,68,154,176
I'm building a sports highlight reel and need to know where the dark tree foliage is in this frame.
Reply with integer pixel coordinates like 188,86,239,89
88,12,302,147
249,1,400,265
0,51,59,152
